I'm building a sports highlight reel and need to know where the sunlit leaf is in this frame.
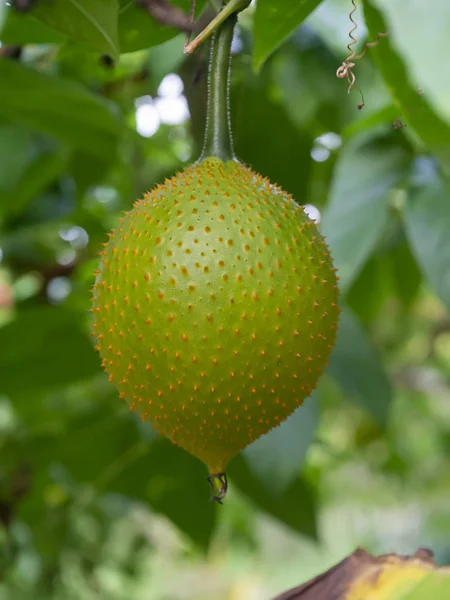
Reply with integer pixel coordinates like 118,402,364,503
363,0,450,174
370,0,450,125
345,552,450,599
276,548,450,600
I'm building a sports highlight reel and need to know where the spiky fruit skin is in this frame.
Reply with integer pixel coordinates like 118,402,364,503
92,158,339,474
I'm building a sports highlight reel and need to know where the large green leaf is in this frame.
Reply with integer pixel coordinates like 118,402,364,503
231,72,313,203
29,0,120,60
371,0,450,124
110,438,216,549
229,454,317,539
118,0,207,54
0,150,68,219
327,307,392,424
252,0,324,71
0,1,5,31
404,179,450,309
0,124,32,191
11,410,216,549
363,0,450,173
41,413,216,549
0,59,122,159
388,239,422,308
321,134,412,292
0,6,67,45
347,240,421,324
243,394,318,496
0,307,100,396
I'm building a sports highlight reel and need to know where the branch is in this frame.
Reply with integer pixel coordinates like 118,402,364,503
0,46,23,60
11,0,36,11
136,0,194,33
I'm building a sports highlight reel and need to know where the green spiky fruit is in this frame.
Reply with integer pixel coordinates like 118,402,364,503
92,158,339,478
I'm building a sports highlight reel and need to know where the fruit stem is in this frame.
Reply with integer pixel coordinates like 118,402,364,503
198,2,241,162
207,472,228,504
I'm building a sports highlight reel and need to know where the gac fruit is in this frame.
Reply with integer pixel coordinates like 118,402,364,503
91,157,339,496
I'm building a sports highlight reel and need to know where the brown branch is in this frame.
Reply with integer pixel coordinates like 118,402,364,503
11,0,36,11
136,0,194,33
0,46,23,60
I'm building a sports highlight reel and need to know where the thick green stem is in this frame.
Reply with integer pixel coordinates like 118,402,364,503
199,10,236,162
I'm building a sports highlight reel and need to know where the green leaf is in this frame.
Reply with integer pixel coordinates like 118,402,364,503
30,0,120,60
370,0,450,125
0,307,100,396
232,72,313,203
388,240,422,308
0,150,68,219
23,410,215,548
252,0,323,71
363,0,450,173
346,256,391,325
347,241,421,324
0,59,122,159
108,438,216,549
321,134,411,292
229,454,317,539
243,394,318,496
0,1,5,31
404,179,450,309
118,0,207,54
147,34,187,91
0,124,32,191
16,419,216,549
0,6,67,45
327,307,392,424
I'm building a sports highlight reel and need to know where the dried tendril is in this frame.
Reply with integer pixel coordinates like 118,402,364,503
336,0,388,109
184,0,196,52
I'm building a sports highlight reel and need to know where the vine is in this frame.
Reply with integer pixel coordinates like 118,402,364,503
336,0,388,109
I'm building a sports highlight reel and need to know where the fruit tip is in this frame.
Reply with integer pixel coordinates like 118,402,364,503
207,472,228,504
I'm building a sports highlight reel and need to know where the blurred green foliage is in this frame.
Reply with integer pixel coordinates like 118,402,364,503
0,0,450,598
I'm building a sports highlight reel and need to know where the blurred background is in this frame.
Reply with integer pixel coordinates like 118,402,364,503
1,0,450,598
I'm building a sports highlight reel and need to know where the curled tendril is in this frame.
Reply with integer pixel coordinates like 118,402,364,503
336,0,388,109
